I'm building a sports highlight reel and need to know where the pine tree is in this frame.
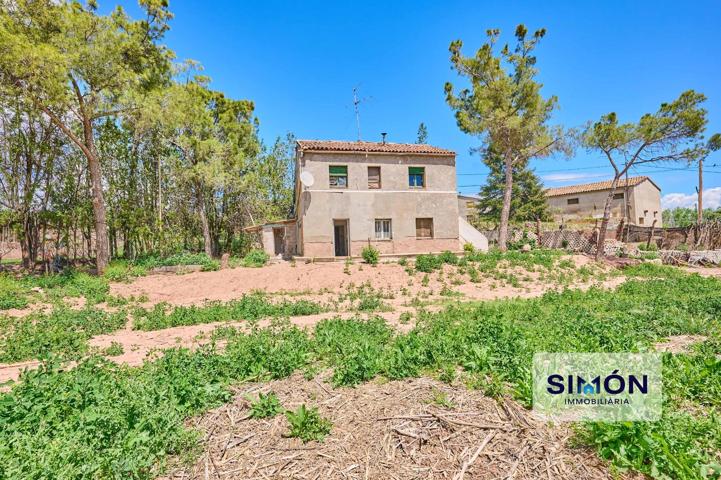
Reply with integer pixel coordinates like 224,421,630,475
416,123,428,144
475,149,550,224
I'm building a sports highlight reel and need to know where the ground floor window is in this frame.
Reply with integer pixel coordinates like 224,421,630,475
416,218,433,238
375,219,392,240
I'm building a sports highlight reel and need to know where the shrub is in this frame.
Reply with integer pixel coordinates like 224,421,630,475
242,249,270,267
438,250,458,265
361,245,379,265
463,242,475,253
285,404,332,443
248,391,283,419
415,254,441,273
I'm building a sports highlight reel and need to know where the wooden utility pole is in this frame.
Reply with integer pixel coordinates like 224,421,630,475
697,157,703,224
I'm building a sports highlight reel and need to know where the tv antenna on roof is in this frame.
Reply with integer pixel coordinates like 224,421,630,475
352,85,371,142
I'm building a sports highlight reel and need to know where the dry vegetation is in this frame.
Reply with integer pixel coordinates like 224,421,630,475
162,374,615,480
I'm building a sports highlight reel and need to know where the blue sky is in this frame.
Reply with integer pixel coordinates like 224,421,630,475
113,0,721,207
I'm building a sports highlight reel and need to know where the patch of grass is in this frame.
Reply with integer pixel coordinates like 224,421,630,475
248,391,283,419
103,260,149,282
22,270,110,304
131,294,323,331
0,275,28,310
284,404,332,443
338,282,393,312
428,388,454,408
0,307,128,363
103,341,124,357
134,252,220,271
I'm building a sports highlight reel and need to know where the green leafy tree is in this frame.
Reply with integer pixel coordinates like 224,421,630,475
476,147,550,223
663,207,721,228
254,133,296,222
416,122,428,144
0,0,172,273
0,95,63,268
445,25,565,251
151,66,259,256
581,90,717,259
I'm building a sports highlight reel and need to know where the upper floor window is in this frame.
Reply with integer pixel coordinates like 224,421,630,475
329,165,348,188
567,198,579,205
368,166,381,189
409,167,425,188
613,193,624,200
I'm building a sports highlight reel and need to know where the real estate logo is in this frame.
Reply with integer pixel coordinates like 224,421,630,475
532,352,662,422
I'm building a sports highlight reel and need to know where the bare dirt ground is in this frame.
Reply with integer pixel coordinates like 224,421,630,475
684,266,721,278
162,374,617,480
111,255,621,309
654,335,708,354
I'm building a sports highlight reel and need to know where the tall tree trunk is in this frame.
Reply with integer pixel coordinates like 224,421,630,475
82,117,110,273
595,177,620,261
497,155,514,251
196,187,213,257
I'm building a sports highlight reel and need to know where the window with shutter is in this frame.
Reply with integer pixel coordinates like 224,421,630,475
329,165,348,188
415,218,433,238
408,167,425,188
368,166,381,189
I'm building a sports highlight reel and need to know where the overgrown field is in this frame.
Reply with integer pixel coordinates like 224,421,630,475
0,264,719,479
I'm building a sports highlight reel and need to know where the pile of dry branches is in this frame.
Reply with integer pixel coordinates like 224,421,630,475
162,373,617,480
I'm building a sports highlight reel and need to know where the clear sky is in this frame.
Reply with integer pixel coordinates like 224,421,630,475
112,0,721,208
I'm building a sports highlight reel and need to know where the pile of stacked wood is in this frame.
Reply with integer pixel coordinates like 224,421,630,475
660,249,721,266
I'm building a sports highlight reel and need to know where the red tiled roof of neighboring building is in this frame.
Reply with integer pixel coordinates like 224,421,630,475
545,176,659,197
296,139,455,156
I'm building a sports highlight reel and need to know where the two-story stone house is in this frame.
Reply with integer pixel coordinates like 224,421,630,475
249,139,489,258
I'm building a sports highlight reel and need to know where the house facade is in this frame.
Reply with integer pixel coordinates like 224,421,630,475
457,194,481,222
546,176,662,226
249,139,474,258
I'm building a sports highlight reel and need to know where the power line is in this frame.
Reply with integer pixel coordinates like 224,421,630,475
457,167,721,189
457,163,721,178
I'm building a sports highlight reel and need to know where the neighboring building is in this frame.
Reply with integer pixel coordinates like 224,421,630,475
248,139,488,258
545,176,662,226
457,194,481,222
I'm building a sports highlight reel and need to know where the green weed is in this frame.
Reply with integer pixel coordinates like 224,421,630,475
284,404,332,443
248,391,283,419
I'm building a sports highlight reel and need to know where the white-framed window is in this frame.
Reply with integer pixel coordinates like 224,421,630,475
374,219,392,240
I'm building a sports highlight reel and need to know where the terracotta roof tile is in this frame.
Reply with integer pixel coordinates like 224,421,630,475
297,139,455,156
545,176,656,197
